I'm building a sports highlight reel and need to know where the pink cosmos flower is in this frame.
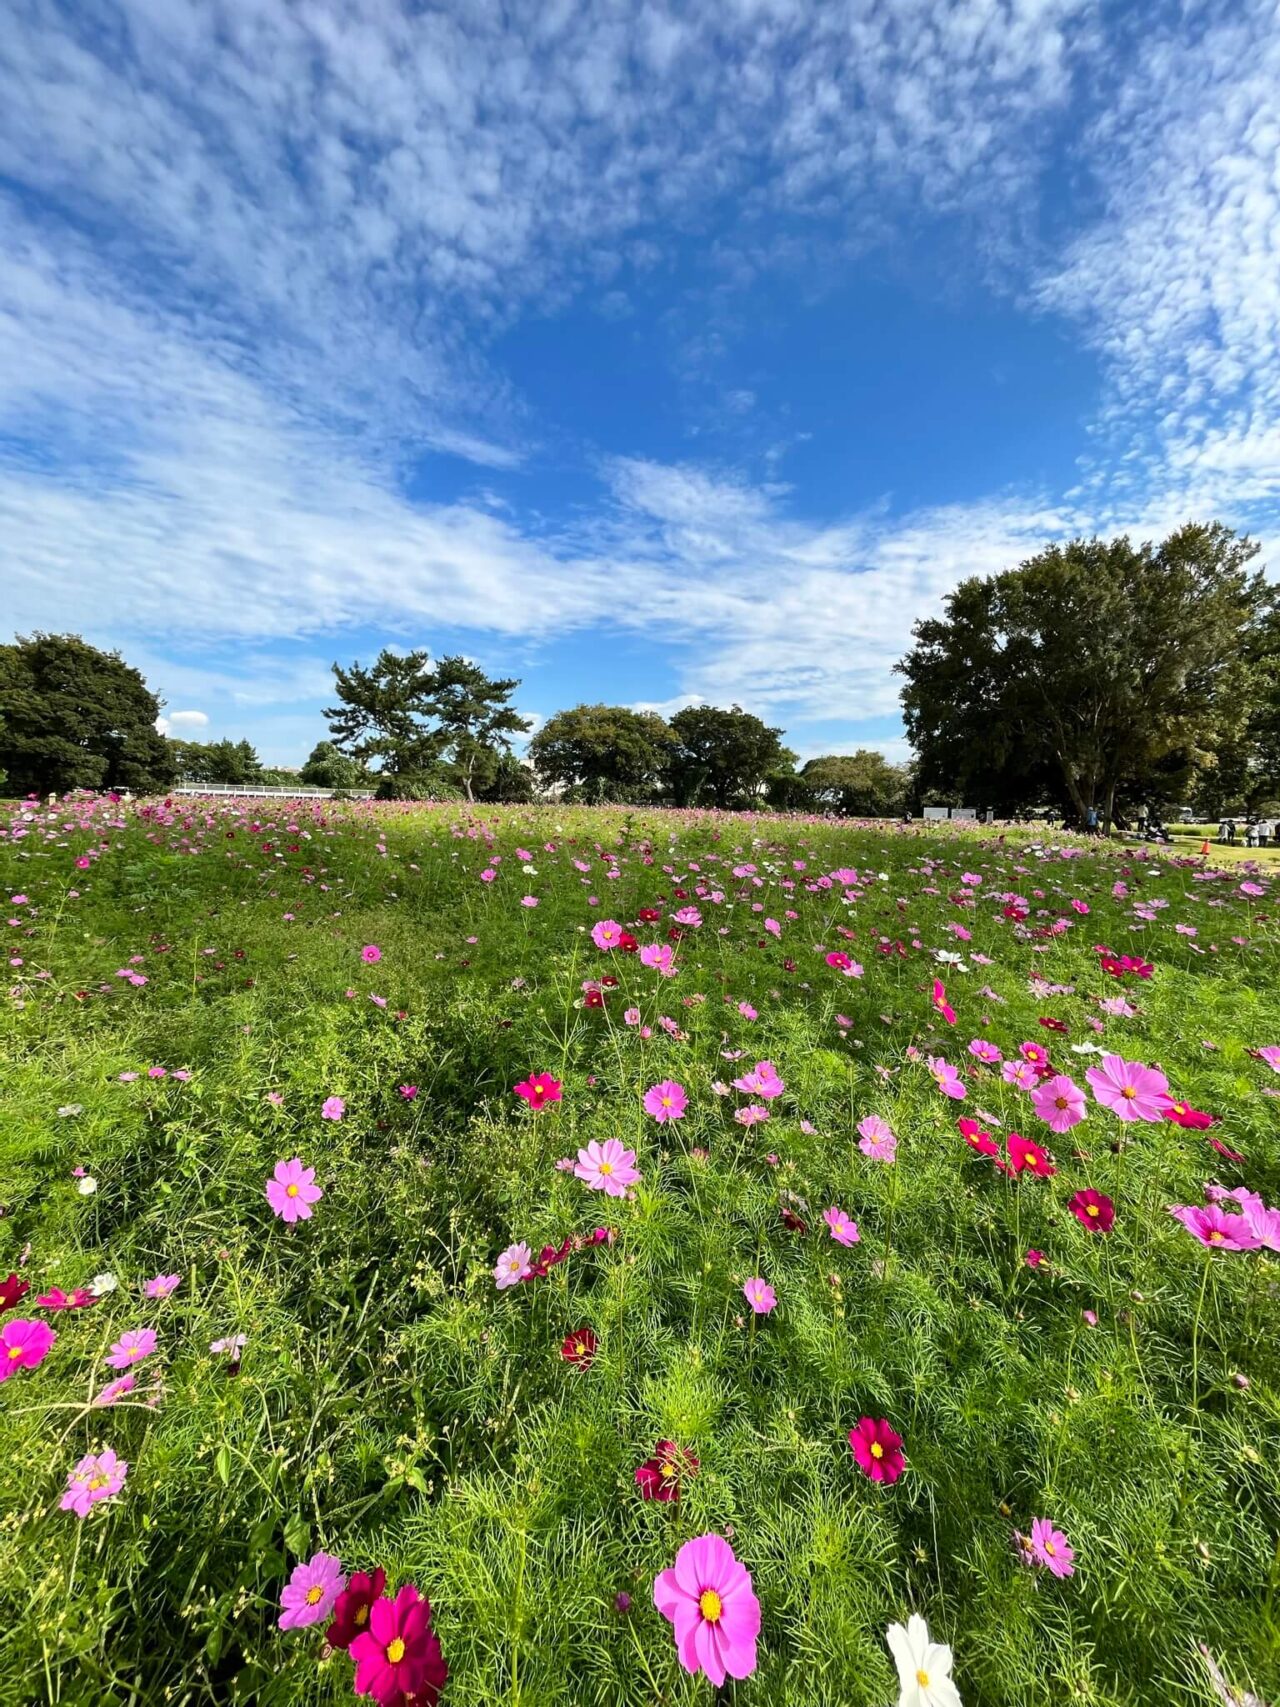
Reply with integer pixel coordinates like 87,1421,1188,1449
653,1533,760,1687
1167,1204,1262,1251
93,1374,136,1407
849,1416,905,1484
742,1277,776,1314
360,944,382,963
321,1095,345,1121
266,1157,323,1223
591,919,623,950
738,1002,757,1019
968,1039,1002,1063
144,1273,181,1299
521,895,539,907
1004,1133,1056,1177
927,1056,966,1099
1030,1074,1087,1132
0,1317,56,1379
732,1061,785,1100
513,1073,562,1110
858,1115,898,1162
931,979,956,1024
350,1583,446,1706
279,1551,347,1630
60,1448,128,1516
823,1207,859,1246
573,1138,641,1196
1025,1517,1075,1577
639,942,675,975
1085,1053,1170,1122
1025,1249,1045,1269
494,1242,532,1289
1002,1059,1039,1088
672,906,702,927
107,1328,157,1370
1253,1045,1280,1073
734,1103,769,1126
644,1080,688,1122
1068,1188,1115,1233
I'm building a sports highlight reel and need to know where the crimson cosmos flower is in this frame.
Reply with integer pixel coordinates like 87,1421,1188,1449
1068,1188,1115,1233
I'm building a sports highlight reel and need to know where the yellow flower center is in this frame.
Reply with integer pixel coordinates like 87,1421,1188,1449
661,1096,672,1107
917,1670,930,1687
699,1590,722,1623
306,1585,324,1604
574,1342,586,1357
1121,1086,1136,1099
88,1476,108,1491
870,1442,884,1459
355,1605,369,1626
1055,1097,1068,1110
1209,1231,1224,1243
660,1462,676,1478
286,1183,299,1197
1086,1204,1099,1217
7,1345,22,1360
1045,1541,1056,1556
600,1161,613,1174
386,1637,406,1664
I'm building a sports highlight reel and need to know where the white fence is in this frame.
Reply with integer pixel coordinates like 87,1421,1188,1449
173,782,376,799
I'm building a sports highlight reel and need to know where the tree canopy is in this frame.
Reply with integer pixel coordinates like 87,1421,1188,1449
800,751,911,817
171,738,264,785
0,633,175,797
669,704,792,809
898,523,1267,825
325,650,530,801
299,741,366,792
528,704,676,801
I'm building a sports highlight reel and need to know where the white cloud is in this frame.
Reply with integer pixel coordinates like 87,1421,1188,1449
155,710,210,735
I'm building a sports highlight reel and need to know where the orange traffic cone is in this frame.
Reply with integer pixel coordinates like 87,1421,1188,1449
1200,839,1210,855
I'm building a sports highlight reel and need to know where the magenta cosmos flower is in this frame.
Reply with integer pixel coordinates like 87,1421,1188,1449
144,1272,181,1299
0,1317,55,1380
653,1532,760,1687
850,1416,905,1484
494,1242,532,1289
107,1327,157,1370
1068,1188,1115,1233
513,1073,562,1111
858,1114,898,1162
1030,1074,1087,1133
823,1207,860,1246
1085,1053,1169,1122
279,1550,347,1630
644,1080,688,1122
349,1583,446,1706
266,1157,323,1223
1168,1204,1261,1251
360,944,382,963
742,1277,776,1314
573,1138,641,1196
60,1448,128,1517
732,1061,785,1100
927,1056,966,1100
1025,1517,1075,1578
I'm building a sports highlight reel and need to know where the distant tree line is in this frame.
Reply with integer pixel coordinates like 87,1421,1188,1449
5,517,1272,819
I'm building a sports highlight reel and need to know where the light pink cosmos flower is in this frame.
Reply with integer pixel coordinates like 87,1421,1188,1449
640,942,675,975
1243,1198,1280,1250
823,1207,859,1246
1002,1058,1039,1088
858,1115,898,1162
279,1550,346,1630
742,1277,776,1314
494,1242,532,1289
968,1039,1002,1063
1168,1204,1262,1251
321,1096,345,1121
591,920,623,950
672,907,702,927
731,1061,785,1100
0,1317,56,1379
61,1448,128,1517
144,1273,181,1299
1085,1053,1170,1122
93,1374,136,1407
573,1138,641,1196
653,1532,760,1687
1254,1045,1280,1074
107,1328,157,1370
1025,1517,1075,1577
266,1157,323,1223
1030,1074,1087,1132
644,1080,688,1122
927,1056,966,1100
734,1104,769,1126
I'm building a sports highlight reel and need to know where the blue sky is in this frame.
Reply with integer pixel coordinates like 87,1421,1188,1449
2,0,1278,767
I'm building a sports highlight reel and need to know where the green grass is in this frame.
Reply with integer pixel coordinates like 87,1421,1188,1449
1,797,1278,1706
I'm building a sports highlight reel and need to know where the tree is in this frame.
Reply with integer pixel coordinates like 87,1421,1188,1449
0,632,176,797
325,650,530,801
801,751,910,817
299,741,365,792
528,704,676,801
474,751,537,803
668,705,792,809
172,738,264,784
898,524,1266,828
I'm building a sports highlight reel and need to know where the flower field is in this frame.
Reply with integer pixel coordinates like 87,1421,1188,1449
2,795,1278,1706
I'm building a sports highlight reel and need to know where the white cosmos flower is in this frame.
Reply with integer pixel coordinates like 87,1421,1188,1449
76,1175,98,1196
886,1614,962,1707
1069,1042,1103,1054
89,1271,118,1295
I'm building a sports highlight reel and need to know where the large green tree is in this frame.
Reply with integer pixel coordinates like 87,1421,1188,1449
299,741,365,792
898,523,1266,827
801,750,910,817
528,704,676,801
0,633,176,797
669,704,792,809
171,738,264,785
325,650,530,801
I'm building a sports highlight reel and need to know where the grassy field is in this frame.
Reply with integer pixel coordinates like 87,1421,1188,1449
1,796,1278,1707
